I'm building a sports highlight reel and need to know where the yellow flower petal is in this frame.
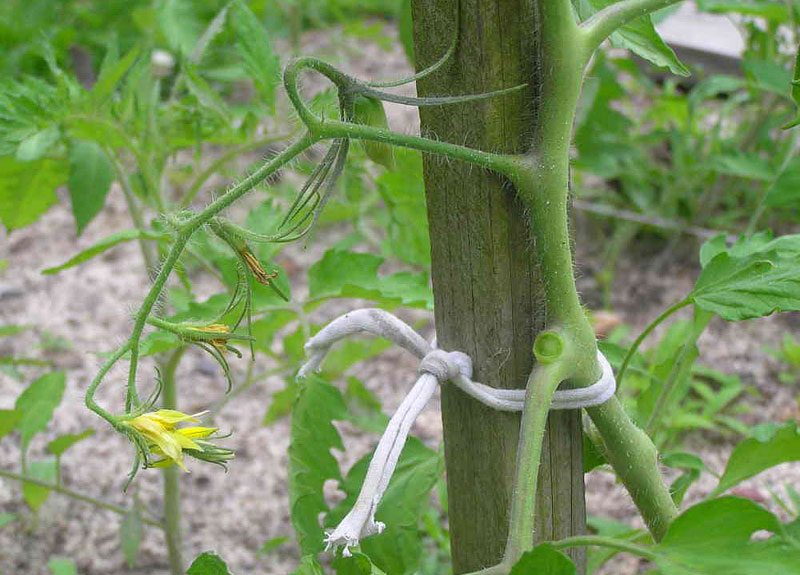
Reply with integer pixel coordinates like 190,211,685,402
150,409,202,426
170,430,202,451
177,426,218,440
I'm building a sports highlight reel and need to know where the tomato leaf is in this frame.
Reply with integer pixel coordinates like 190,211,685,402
15,372,66,450
714,423,800,495
0,155,66,232
42,229,169,275
186,551,233,575
67,140,115,234
289,377,347,554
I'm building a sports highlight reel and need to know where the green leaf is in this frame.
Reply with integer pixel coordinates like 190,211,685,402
264,384,298,426
158,0,205,57
16,125,61,162
308,249,432,309
120,505,144,568
766,157,800,207
655,497,799,574
376,149,430,267
743,58,792,97
47,429,95,457
289,377,347,554
326,438,440,575
92,45,142,107
42,229,169,274
187,551,233,575
397,0,414,64
581,0,689,76
250,310,296,354
293,556,325,575
509,544,577,574
713,153,775,181
0,155,66,231
334,552,387,575
23,457,58,512
137,329,183,357
714,423,800,495
0,513,16,529
691,234,800,321
258,536,289,556
15,372,66,449
47,558,77,575
68,140,115,234
697,0,790,21
663,451,707,505
784,39,800,129
0,409,22,440
229,1,281,107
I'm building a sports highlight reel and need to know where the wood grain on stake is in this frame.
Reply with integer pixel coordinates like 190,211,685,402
411,1,586,572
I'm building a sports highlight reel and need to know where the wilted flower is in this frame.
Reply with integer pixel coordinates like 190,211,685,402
241,247,278,286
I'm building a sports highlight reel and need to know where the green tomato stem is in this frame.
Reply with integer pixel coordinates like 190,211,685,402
551,534,659,561
616,299,692,390
504,362,566,564
586,396,678,541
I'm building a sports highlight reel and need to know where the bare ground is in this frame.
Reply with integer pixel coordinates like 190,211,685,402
2,24,799,575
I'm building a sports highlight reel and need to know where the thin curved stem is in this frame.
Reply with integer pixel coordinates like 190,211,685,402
281,58,518,175
0,469,163,528
367,31,457,88
579,0,685,55
551,535,658,561
616,298,691,391
317,118,516,174
86,342,132,426
356,82,527,108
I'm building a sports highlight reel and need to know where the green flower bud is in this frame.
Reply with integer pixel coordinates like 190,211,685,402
352,95,396,170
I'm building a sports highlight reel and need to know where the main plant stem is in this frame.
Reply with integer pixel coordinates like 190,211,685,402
501,0,679,561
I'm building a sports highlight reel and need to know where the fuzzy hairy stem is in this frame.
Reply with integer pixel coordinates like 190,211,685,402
504,362,566,563
551,534,659,560
587,396,678,541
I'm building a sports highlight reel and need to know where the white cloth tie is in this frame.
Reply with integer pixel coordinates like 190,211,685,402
298,308,616,556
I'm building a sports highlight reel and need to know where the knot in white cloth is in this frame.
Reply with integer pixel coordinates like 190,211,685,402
418,349,472,381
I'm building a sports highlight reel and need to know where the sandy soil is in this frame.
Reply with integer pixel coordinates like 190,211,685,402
2,23,799,575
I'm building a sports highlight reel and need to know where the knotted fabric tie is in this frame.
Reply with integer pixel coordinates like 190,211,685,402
298,308,616,556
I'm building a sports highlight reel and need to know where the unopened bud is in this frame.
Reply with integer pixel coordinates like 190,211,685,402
352,95,395,170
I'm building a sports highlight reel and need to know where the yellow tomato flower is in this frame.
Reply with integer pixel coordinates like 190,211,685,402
124,409,215,471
